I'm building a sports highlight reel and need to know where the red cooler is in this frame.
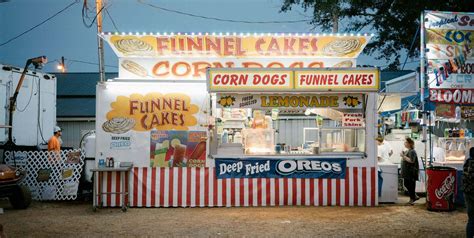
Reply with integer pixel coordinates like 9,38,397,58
426,166,457,211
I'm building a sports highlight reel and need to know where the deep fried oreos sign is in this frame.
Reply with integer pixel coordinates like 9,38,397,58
215,158,346,179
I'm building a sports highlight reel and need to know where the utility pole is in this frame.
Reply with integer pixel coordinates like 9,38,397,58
332,11,338,33
96,0,105,82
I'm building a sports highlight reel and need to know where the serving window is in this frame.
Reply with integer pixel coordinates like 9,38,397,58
214,95,366,156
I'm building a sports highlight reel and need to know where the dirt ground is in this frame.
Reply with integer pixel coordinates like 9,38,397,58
0,196,468,238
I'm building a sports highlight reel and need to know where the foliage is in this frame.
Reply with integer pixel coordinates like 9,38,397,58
281,0,474,69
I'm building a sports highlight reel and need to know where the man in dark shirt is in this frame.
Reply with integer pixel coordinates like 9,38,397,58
463,147,474,238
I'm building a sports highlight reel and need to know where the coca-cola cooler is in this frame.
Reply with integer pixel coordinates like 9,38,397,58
426,166,457,211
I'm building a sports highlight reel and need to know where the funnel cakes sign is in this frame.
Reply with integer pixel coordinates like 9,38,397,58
104,93,199,132
101,33,372,80
101,33,370,58
207,68,379,92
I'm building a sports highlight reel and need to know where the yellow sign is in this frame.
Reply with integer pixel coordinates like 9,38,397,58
106,93,199,131
294,69,379,91
216,94,363,109
208,69,294,92
103,34,370,58
207,68,380,92
426,29,474,46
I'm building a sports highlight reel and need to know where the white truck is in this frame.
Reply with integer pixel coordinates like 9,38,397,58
0,63,57,149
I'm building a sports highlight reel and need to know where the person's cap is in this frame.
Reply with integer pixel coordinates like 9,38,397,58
54,126,62,133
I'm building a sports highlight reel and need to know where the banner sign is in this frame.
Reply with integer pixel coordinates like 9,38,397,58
294,69,379,91
429,89,474,104
435,104,455,118
461,106,474,119
209,70,293,91
150,130,206,168
208,68,379,92
342,113,365,127
101,34,370,58
425,11,474,104
428,61,474,89
110,135,132,150
104,92,200,132
118,58,356,80
216,93,363,109
215,157,346,179
425,12,474,30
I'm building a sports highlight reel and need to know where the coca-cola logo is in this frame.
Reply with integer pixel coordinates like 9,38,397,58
435,174,455,199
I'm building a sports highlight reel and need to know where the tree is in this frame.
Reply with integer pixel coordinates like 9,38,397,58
280,0,474,70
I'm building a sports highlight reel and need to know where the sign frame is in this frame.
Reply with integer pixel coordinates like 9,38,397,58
207,67,380,93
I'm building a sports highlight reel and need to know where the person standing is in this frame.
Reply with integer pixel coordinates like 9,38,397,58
48,126,62,151
463,147,474,238
400,137,419,205
376,137,393,163
48,126,62,162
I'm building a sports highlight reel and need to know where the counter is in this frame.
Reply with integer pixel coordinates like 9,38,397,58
213,153,366,160
378,163,398,203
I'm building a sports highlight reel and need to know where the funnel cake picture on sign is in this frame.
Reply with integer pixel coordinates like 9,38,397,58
121,60,149,77
332,60,353,68
102,117,136,134
322,38,362,57
112,37,154,56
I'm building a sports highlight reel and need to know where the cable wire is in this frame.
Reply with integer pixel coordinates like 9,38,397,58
66,59,118,68
16,74,35,112
137,0,311,24
36,75,47,144
0,0,79,47
402,26,420,70
105,8,120,32
82,2,105,28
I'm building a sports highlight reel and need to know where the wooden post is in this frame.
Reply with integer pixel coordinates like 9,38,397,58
96,0,105,82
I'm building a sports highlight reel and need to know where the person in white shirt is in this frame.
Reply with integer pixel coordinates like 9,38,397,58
377,137,393,163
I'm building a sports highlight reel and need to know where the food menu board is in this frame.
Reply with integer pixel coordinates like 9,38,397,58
425,11,474,104
150,130,207,168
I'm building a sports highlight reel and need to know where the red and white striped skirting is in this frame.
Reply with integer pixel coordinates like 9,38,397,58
98,167,377,207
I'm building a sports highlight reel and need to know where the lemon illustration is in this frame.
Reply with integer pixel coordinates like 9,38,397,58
219,98,227,106
171,138,181,148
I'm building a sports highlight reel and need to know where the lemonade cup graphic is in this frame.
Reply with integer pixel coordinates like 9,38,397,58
153,141,169,167
172,144,187,167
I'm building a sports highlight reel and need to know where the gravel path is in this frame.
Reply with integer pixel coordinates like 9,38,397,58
0,198,467,237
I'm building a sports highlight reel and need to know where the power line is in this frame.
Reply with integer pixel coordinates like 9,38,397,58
82,1,105,28
67,59,118,68
137,0,311,24
47,58,118,69
402,26,420,70
0,0,79,47
105,8,120,32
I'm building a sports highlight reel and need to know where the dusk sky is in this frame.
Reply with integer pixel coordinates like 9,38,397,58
0,0,416,73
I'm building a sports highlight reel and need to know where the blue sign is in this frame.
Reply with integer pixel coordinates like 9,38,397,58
215,157,346,179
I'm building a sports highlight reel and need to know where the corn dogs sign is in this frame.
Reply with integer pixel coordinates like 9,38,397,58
207,68,379,92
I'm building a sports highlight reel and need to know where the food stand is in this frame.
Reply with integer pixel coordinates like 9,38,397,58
208,68,380,206
96,32,378,207
422,10,474,207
